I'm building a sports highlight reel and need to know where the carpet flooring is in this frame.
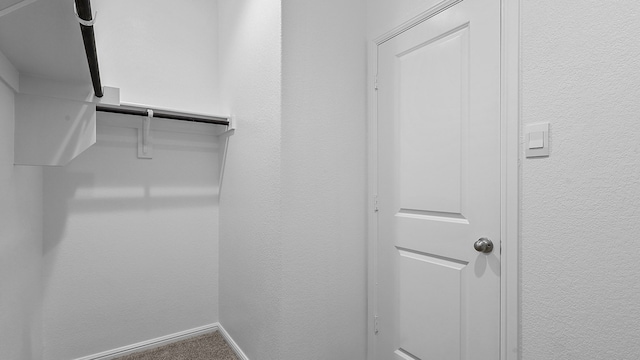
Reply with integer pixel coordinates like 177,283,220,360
114,331,239,360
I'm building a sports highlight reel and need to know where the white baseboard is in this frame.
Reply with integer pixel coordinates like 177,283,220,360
217,323,250,360
75,323,226,360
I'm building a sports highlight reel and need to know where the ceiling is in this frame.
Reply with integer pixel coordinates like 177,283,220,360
0,0,91,83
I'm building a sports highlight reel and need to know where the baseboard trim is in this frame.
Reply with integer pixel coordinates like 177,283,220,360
74,323,220,360
217,323,250,360
74,322,249,360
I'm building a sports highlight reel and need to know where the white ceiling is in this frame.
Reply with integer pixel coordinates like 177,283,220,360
0,0,91,83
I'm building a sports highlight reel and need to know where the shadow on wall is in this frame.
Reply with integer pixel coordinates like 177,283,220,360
42,123,222,255
39,118,223,360
18,306,39,360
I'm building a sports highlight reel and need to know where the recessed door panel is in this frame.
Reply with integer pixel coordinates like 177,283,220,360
396,248,467,360
398,26,469,216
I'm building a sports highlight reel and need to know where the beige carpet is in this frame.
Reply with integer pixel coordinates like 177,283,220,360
114,331,239,360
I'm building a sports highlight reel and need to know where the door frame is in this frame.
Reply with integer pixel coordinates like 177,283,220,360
366,0,520,359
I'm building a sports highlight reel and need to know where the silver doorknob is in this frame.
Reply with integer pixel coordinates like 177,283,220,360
474,237,493,253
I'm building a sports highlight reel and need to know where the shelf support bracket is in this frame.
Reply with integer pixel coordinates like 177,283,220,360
138,109,153,159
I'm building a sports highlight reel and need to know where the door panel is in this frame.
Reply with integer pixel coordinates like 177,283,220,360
396,248,466,360
398,24,468,216
375,0,501,359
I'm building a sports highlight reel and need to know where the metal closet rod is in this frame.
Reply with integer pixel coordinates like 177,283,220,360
96,104,230,126
77,0,228,127
75,0,103,98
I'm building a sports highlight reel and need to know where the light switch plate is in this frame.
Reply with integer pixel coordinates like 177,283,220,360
525,122,549,158
529,131,544,149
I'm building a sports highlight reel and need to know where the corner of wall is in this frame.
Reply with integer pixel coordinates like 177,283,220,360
0,67,44,360
217,0,283,359
280,0,367,358
0,48,19,92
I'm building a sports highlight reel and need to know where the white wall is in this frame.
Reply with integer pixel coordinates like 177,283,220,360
367,0,443,37
280,0,367,358
218,1,368,359
217,1,283,359
94,0,220,115
42,114,220,360
521,1,640,359
0,66,43,360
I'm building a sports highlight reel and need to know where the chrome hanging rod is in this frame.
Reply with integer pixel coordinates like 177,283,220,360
96,103,230,126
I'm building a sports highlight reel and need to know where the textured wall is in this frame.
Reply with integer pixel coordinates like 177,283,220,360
93,0,220,115
0,74,43,360
218,2,368,358
42,115,220,360
280,0,367,358
521,1,640,359
217,1,283,359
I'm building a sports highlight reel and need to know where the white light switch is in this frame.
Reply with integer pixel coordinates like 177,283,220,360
526,123,549,158
529,132,544,149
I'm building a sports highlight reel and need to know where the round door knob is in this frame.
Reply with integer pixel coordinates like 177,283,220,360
474,237,493,254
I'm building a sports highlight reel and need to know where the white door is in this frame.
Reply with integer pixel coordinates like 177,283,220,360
374,0,501,359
